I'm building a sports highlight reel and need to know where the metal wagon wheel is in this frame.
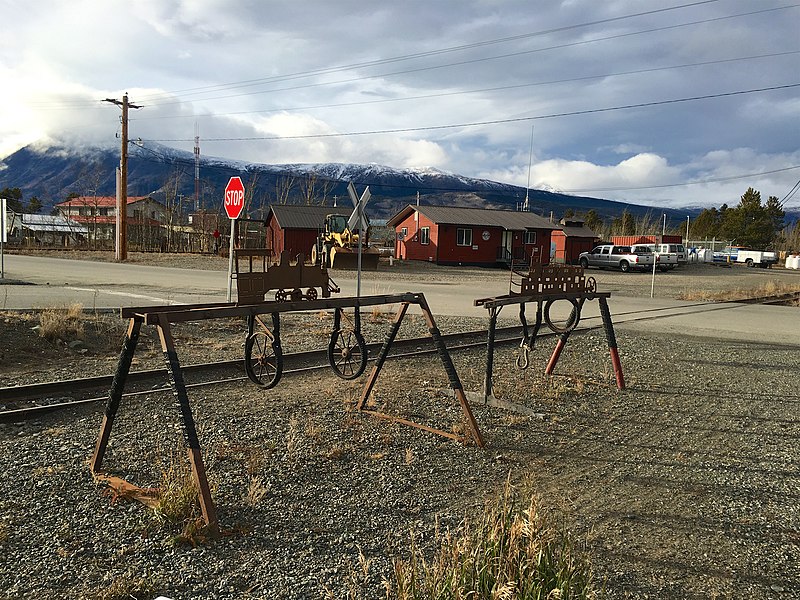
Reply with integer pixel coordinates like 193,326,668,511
327,308,368,379
244,315,283,388
328,329,368,379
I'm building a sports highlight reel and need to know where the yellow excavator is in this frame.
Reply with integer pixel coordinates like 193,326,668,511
311,213,380,270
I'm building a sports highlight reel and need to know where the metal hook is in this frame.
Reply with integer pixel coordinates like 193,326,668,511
516,343,530,369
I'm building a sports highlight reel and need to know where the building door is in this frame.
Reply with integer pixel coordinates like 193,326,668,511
501,231,513,261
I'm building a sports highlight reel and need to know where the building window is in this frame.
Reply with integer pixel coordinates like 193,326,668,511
400,227,408,239
420,227,430,245
456,228,473,246
524,230,537,245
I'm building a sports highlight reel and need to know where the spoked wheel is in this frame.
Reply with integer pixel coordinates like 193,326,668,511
245,328,283,388
306,287,318,301
275,289,287,302
327,329,368,379
585,277,597,294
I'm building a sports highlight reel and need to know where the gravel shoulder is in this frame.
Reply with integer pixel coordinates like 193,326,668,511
1,252,799,599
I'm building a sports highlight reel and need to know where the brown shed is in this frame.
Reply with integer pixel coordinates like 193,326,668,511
550,219,600,264
265,205,354,260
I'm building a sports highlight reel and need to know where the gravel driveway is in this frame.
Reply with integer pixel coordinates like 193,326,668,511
1,253,799,599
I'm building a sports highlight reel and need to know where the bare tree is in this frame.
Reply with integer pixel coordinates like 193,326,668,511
275,175,296,205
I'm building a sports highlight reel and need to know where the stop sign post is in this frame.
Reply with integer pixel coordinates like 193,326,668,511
224,177,245,301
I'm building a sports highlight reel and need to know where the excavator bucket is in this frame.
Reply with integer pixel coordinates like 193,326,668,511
329,246,380,270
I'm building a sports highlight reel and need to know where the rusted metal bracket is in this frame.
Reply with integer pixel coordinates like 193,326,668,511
90,292,483,530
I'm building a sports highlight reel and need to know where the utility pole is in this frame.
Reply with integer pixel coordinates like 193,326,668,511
104,93,142,261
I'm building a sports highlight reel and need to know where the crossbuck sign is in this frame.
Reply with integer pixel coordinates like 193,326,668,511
346,182,371,298
347,182,370,232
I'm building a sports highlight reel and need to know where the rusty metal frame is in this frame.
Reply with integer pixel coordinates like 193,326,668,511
89,292,483,529
474,290,625,408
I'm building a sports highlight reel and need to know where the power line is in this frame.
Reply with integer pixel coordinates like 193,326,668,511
563,165,800,193
132,50,800,121
134,0,726,102
138,4,799,108
144,83,800,143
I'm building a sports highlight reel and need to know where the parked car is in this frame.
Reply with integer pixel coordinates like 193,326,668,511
578,244,655,272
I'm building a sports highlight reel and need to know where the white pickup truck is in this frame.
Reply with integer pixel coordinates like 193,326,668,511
578,244,655,272
631,244,677,271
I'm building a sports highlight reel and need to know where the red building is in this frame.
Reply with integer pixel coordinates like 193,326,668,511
550,219,600,264
386,205,557,267
265,205,354,260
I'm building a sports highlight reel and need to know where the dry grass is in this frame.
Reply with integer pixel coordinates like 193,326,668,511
151,449,216,545
37,303,85,341
677,280,800,302
390,482,598,599
243,476,269,507
91,575,155,600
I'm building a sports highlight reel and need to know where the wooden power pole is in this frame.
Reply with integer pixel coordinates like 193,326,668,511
104,93,141,261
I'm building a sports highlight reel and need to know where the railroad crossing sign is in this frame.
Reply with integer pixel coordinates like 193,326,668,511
346,182,370,231
224,176,245,220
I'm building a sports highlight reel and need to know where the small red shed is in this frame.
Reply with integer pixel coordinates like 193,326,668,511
386,204,557,267
551,219,600,264
265,205,354,260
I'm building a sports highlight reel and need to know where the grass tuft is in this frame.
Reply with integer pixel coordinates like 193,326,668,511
38,303,85,341
389,482,598,599
92,575,156,600
151,449,215,546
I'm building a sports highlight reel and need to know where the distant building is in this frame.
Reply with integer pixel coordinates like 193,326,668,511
386,204,557,267
5,212,88,246
550,218,600,264
54,196,166,245
264,205,356,259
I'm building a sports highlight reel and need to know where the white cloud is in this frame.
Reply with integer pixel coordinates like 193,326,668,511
1,0,798,210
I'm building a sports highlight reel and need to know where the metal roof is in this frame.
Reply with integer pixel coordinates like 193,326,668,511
558,224,598,238
268,204,355,230
17,214,88,234
387,204,557,230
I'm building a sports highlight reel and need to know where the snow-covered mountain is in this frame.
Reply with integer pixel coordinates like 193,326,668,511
0,141,683,220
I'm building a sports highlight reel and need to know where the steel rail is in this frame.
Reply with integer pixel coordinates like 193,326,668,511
0,327,526,422
1,297,788,422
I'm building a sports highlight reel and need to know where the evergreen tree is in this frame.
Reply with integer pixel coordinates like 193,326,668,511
0,187,24,212
583,209,603,234
27,197,43,214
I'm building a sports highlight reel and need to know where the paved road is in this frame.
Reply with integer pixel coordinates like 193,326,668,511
2,254,798,345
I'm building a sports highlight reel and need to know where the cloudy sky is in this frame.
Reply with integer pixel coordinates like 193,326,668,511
1,0,798,208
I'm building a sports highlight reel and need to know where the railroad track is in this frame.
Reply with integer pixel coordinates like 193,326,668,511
1,298,790,422
0,326,528,422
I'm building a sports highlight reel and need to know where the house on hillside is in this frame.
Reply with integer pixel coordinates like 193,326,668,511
4,212,88,246
55,196,166,247
386,205,557,267
264,204,360,260
550,218,600,264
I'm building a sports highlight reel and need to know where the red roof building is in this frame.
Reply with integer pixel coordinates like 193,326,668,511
386,205,557,267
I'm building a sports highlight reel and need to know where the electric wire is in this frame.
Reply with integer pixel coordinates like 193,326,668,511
131,50,800,121
144,82,800,142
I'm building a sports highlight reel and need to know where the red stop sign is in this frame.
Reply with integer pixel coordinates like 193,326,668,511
224,176,245,219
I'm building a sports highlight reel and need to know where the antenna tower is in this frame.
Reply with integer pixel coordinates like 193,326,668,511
194,122,200,212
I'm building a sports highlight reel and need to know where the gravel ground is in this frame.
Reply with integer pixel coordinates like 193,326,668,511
1,253,799,599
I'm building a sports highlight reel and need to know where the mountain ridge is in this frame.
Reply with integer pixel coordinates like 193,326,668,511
0,141,693,221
